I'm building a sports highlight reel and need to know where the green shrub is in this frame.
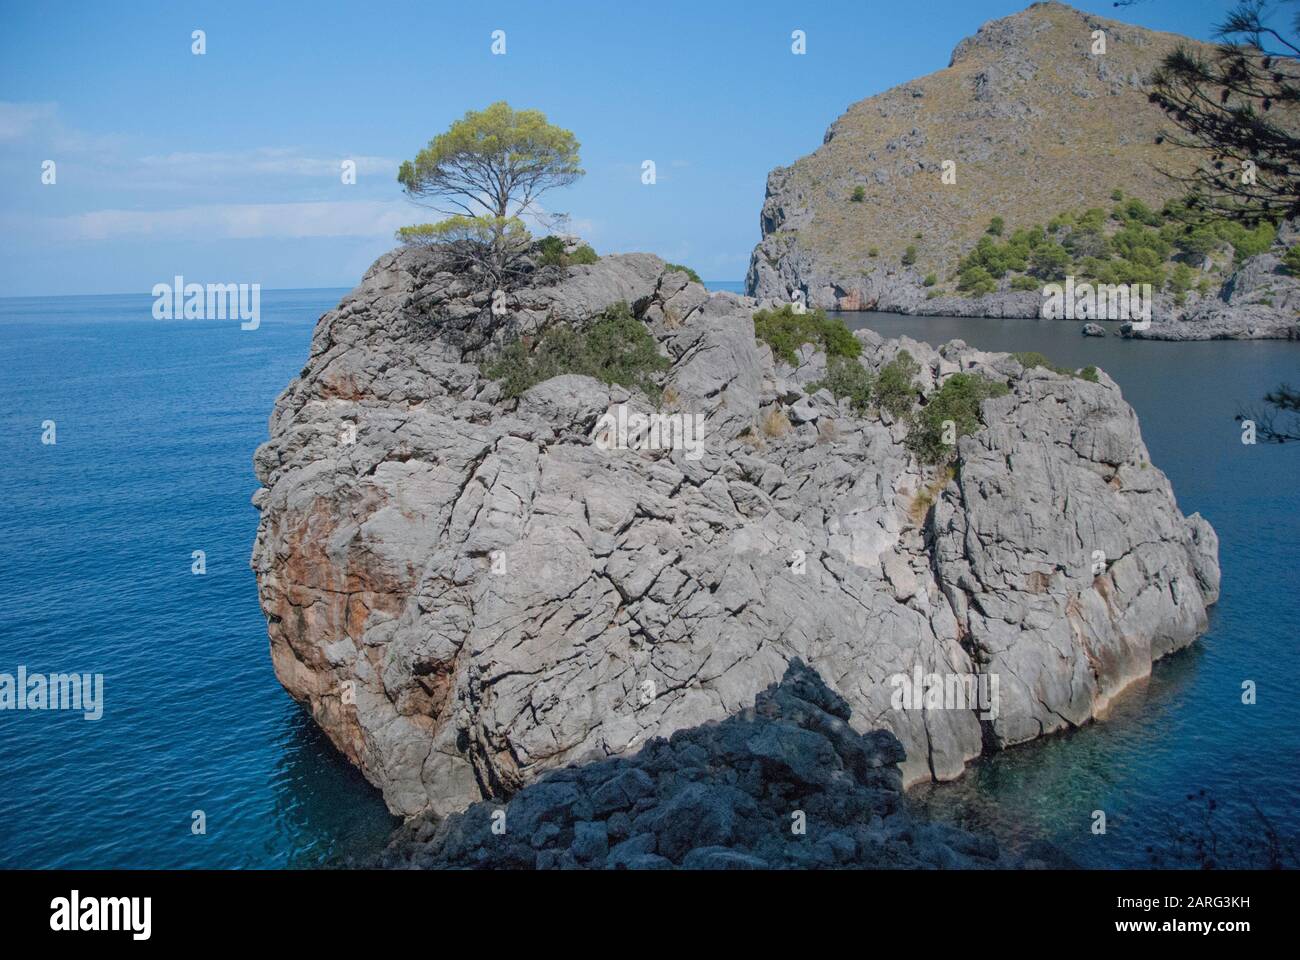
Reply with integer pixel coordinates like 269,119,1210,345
850,186,866,203
958,235,1028,279
987,216,1004,237
537,236,599,268
569,243,599,265
810,355,874,415
536,235,567,266
1216,220,1275,259
902,245,918,266
923,273,937,287
1012,351,1071,376
1110,222,1172,262
957,264,997,296
1063,223,1109,260
1012,351,1097,381
874,350,921,419
1284,244,1300,276
1010,275,1039,291
1121,198,1162,227
664,262,702,283
1111,189,1124,202
1168,262,1195,305
485,301,668,400
905,373,1009,464
1029,242,1070,280
752,304,861,367
1017,225,1046,249
868,247,879,257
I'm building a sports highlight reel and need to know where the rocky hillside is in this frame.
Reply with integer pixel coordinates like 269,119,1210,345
746,1,1214,311
251,249,1218,823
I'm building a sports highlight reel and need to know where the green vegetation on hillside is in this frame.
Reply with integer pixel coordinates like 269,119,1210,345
809,349,920,418
946,201,1279,302
813,348,1007,466
798,344,1103,466
874,350,922,418
485,301,668,401
753,304,861,367
810,356,874,415
904,373,1009,464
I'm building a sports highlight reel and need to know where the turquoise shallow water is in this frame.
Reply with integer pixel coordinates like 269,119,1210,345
0,290,1295,869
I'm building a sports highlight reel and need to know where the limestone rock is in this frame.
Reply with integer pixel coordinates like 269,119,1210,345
251,245,1219,822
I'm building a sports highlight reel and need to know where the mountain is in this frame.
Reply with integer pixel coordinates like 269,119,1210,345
745,1,1215,311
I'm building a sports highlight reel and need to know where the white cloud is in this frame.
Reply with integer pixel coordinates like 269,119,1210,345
7,199,601,247
135,148,398,181
37,200,412,241
0,100,127,154
0,102,57,142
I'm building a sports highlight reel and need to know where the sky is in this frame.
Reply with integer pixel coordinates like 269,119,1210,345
0,0,1241,296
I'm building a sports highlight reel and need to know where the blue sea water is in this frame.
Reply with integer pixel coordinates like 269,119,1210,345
0,289,396,869
0,289,1296,869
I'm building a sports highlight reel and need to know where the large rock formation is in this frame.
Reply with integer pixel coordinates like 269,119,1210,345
251,249,1219,819
745,2,1212,310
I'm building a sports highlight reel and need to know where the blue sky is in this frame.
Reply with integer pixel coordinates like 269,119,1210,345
0,0,1237,296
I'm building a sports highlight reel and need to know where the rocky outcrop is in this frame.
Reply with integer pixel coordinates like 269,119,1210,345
380,660,1061,869
251,247,1219,820
746,2,1212,310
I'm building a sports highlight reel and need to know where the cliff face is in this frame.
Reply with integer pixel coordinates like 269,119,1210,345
251,250,1218,819
745,1,1210,311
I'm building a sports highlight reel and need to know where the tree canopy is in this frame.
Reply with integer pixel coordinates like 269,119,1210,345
397,101,583,222
395,102,584,288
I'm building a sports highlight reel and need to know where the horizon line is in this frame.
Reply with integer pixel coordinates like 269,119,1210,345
0,279,747,301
